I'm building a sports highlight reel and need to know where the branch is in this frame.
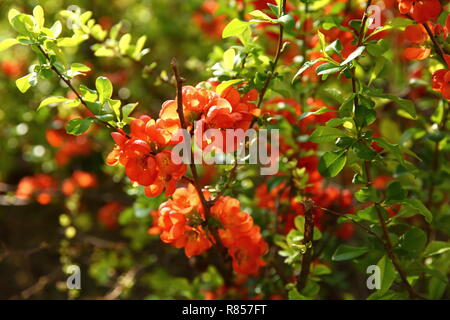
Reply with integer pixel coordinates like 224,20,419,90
317,206,385,244
422,22,449,67
170,59,232,278
256,0,287,108
374,205,426,300
297,199,314,292
37,45,118,131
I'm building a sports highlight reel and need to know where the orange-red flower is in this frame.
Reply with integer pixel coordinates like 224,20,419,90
431,68,450,99
151,184,213,257
398,0,441,23
98,201,123,229
16,174,56,205
106,114,186,197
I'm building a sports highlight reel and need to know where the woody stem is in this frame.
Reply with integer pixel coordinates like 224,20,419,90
170,58,231,267
297,200,314,292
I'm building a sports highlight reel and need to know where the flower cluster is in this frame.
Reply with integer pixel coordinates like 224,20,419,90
432,66,450,99
62,170,98,196
169,83,260,152
149,184,267,275
398,0,441,23
16,174,57,205
106,107,186,197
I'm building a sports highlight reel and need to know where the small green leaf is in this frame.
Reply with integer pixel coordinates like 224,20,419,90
15,74,32,93
222,48,235,70
332,245,369,261
0,38,19,52
122,103,138,120
66,118,94,135
33,5,45,30
398,227,426,254
249,10,276,23
38,96,69,110
310,126,347,143
216,79,242,95
340,45,365,65
399,199,432,223
377,255,396,295
352,141,377,160
278,14,295,30
316,62,341,76
422,241,450,257
222,19,250,38
318,151,347,177
386,181,406,202
118,33,131,54
298,107,334,121
71,63,91,73
355,187,381,203
96,76,113,104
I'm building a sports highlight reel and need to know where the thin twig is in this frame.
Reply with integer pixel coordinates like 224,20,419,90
256,0,287,109
170,59,231,278
422,22,449,67
37,45,118,131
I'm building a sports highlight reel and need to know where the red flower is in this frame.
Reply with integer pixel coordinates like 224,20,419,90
398,0,441,23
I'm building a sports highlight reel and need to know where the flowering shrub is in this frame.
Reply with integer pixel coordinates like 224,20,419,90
0,0,449,300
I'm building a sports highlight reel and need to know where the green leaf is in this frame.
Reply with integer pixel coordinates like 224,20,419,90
386,181,406,202
66,118,94,135
222,19,250,38
96,76,113,104
354,105,376,129
50,21,62,38
298,107,334,121
325,40,342,56
293,58,326,82
249,10,276,23
398,227,426,254
310,126,346,143
0,38,19,52
367,89,416,119
377,255,396,296
318,151,347,177
15,74,32,93
352,141,377,160
10,13,35,35
422,241,450,257
399,199,432,223
316,62,341,76
133,35,147,60
340,46,365,65
122,103,139,120
71,63,91,73
216,79,242,95
355,187,381,203
110,22,122,41
118,33,131,55
38,96,69,110
222,48,235,70
332,245,369,261
33,5,45,30
357,205,378,222
278,14,295,30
